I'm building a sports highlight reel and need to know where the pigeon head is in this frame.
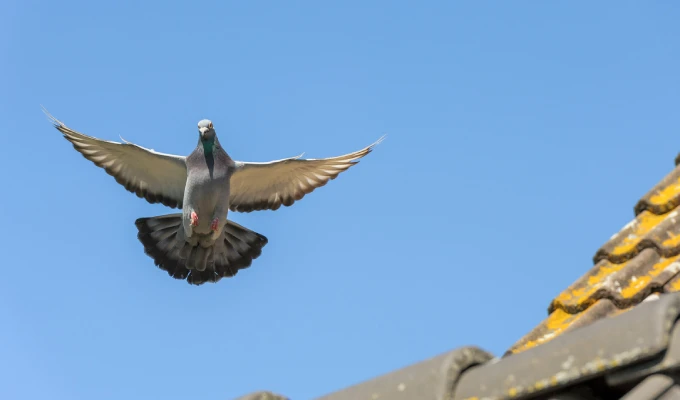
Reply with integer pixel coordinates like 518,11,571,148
197,119,216,142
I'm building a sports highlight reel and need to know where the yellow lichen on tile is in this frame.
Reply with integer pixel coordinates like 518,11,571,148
609,212,667,257
650,255,680,276
663,231,680,248
649,177,680,207
620,276,651,299
620,255,680,299
511,339,540,354
554,260,629,308
545,308,576,331
570,287,586,299
510,310,577,354
585,261,626,287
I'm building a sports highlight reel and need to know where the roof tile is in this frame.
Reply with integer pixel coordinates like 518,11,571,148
315,346,494,400
618,374,677,400
635,164,680,216
507,299,621,355
507,159,680,356
592,210,680,264
234,391,289,400
550,249,680,313
456,292,680,400
241,157,680,400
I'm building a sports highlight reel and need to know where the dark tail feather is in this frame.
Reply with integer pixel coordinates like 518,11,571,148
135,214,268,285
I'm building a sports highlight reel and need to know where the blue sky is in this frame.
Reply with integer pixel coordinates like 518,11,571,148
2,1,680,399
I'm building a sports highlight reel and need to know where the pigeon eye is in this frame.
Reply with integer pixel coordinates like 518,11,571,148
209,122,213,129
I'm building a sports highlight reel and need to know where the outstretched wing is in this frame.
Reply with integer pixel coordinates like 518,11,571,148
228,135,385,213
44,108,188,209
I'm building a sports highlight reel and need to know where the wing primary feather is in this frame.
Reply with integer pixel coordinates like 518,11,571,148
228,135,385,212
43,107,188,209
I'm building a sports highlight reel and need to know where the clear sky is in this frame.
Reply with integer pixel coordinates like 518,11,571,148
2,1,680,399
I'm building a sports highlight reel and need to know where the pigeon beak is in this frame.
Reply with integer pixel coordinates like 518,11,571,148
199,127,209,139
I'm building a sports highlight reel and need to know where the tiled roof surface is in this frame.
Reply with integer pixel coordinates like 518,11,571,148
507,157,680,356
237,156,680,400
234,391,289,400
452,291,680,400
239,292,680,399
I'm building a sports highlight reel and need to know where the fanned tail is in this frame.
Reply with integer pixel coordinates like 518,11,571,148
135,214,268,285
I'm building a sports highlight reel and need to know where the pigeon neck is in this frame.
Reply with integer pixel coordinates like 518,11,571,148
201,137,216,155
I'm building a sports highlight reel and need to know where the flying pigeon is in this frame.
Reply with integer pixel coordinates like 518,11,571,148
44,108,384,285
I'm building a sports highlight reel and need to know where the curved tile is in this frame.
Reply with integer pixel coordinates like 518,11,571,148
593,209,680,264
506,299,621,356
551,249,659,313
551,249,680,313
316,347,495,400
508,155,680,359
615,254,680,301
635,165,680,216
469,293,680,400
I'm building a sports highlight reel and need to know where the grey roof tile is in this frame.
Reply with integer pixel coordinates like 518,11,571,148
453,292,680,400
619,375,675,400
507,298,621,357
234,391,289,400
605,308,680,388
315,346,494,400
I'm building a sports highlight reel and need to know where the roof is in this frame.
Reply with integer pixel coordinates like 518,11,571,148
234,392,289,400
235,156,680,400
507,155,680,356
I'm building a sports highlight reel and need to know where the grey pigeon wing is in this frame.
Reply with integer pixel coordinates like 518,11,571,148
45,109,188,209
228,135,385,213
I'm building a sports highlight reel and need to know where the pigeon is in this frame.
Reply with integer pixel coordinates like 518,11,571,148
44,108,384,285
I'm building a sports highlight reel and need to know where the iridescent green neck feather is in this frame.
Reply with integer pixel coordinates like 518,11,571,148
202,138,215,155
